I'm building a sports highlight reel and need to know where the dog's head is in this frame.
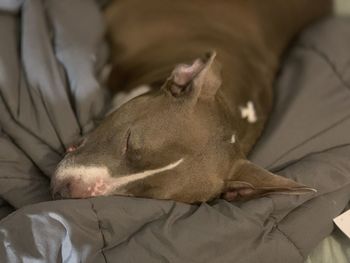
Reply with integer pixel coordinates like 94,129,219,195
51,52,315,203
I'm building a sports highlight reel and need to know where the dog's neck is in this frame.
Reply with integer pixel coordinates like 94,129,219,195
214,47,278,154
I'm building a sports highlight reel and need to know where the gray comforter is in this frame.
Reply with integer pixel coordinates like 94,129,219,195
0,1,349,262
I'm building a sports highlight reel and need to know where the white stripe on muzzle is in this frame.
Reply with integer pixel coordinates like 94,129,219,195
111,158,184,190
54,158,184,195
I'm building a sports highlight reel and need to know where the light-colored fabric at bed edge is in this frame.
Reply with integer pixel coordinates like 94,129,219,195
306,215,350,263
335,0,350,15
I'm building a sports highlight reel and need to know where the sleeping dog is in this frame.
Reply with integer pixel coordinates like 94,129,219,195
51,0,332,203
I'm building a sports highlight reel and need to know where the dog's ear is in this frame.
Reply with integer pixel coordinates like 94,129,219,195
163,51,222,100
222,160,316,201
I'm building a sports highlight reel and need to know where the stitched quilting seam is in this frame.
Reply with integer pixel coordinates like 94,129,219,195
268,113,350,170
275,224,304,261
268,45,350,169
298,44,350,92
273,182,350,260
89,200,108,263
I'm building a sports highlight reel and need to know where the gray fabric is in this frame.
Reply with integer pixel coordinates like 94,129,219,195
0,0,22,12
0,1,349,262
0,0,109,213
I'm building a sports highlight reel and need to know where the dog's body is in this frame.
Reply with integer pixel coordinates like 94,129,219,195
106,0,331,154
51,0,332,203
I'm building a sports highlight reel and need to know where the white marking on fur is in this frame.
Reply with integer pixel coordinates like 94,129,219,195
111,158,184,190
55,159,184,196
107,85,151,115
240,101,257,123
230,134,236,144
55,166,111,181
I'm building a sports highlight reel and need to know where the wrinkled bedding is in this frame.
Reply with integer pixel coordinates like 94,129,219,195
306,225,350,263
0,1,350,262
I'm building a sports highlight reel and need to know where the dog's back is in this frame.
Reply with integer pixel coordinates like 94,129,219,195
105,0,332,90
105,0,332,155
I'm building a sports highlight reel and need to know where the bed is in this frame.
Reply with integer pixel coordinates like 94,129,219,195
0,1,349,262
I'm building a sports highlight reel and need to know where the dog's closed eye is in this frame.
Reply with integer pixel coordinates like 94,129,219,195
124,130,143,163
121,129,131,155
124,129,131,153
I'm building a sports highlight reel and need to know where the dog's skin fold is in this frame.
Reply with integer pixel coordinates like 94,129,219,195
51,0,332,203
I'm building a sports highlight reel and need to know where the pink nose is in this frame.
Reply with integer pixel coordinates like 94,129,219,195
51,176,110,199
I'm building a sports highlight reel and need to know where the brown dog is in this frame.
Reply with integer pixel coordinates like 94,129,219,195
51,0,332,203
